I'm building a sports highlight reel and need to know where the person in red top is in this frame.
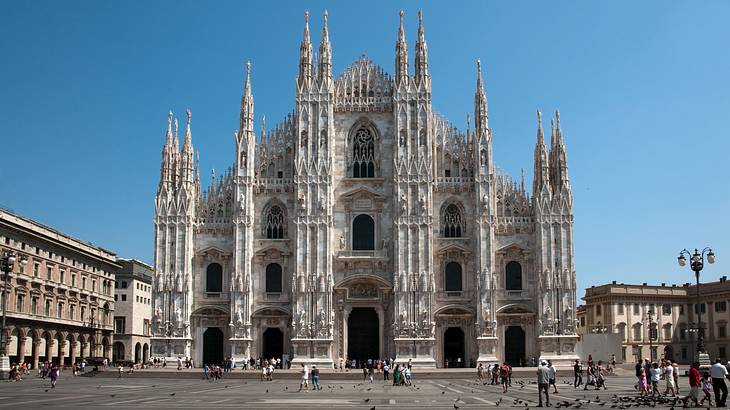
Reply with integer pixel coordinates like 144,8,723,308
683,361,702,407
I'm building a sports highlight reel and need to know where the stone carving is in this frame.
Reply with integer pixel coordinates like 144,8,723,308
349,283,378,299
298,194,306,211
339,235,346,249
480,149,487,166
419,195,426,213
399,194,407,214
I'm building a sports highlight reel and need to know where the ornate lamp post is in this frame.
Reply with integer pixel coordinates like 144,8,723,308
677,247,715,366
0,251,28,379
645,309,656,362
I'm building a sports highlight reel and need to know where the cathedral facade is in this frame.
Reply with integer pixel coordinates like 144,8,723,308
151,11,579,368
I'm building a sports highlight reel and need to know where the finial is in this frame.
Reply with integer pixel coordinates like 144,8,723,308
537,109,542,126
476,59,483,90
168,110,173,126
323,9,328,25
174,118,179,135
211,168,216,180
555,109,561,128
550,118,555,130
466,113,471,130
186,108,191,125
398,10,405,40
418,9,423,23
304,10,310,36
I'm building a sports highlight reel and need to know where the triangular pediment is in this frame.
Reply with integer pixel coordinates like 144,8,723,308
255,244,291,258
340,186,385,200
197,245,232,259
436,242,472,256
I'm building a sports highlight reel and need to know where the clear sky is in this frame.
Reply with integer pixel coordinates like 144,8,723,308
1,1,728,299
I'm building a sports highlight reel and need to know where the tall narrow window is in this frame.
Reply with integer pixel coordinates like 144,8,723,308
206,263,223,293
265,263,283,293
505,261,522,290
445,262,463,292
352,128,375,178
352,214,375,250
264,205,285,239
442,204,463,237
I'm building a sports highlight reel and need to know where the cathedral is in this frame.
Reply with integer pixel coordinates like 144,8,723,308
151,10,579,368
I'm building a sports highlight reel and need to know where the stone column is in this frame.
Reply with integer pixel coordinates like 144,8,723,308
45,339,55,365
69,341,77,365
80,341,87,359
58,340,66,367
32,340,40,370
17,337,27,364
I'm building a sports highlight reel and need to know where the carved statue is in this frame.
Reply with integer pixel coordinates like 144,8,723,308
318,195,326,212
298,194,306,210
419,195,427,213
236,310,244,326
339,235,346,249
174,306,182,327
400,194,407,213
482,194,489,212
240,151,247,167
238,193,246,210
480,149,487,166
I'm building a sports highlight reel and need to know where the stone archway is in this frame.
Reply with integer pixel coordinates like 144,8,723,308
113,342,125,363
203,327,224,366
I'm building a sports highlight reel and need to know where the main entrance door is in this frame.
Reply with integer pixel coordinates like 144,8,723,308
443,327,465,368
262,328,284,362
347,307,379,366
203,327,224,366
504,326,526,367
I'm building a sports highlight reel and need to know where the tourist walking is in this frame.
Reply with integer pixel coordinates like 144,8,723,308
548,360,558,393
298,363,309,392
573,359,582,388
383,362,390,380
662,360,676,396
48,364,59,388
311,365,321,390
683,361,701,407
639,367,649,396
500,362,509,393
537,360,551,407
699,372,714,406
710,358,729,406
477,363,484,383
650,362,661,397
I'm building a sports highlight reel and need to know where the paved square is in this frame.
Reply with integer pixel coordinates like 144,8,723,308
0,373,689,408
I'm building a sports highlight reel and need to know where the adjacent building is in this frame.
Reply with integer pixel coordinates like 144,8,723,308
580,277,730,364
112,259,153,364
151,11,579,368
0,209,119,368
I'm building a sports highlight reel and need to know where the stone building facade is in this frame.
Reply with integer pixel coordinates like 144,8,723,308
151,11,579,368
0,209,118,368
112,259,153,364
580,277,730,364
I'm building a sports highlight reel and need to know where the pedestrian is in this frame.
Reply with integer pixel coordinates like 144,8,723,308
477,363,484,383
298,363,309,392
699,372,714,406
383,362,390,380
650,362,661,397
311,365,321,390
491,363,499,385
639,367,649,396
683,361,701,407
537,360,551,407
672,361,680,394
663,360,676,396
404,366,412,386
548,360,558,393
573,359,583,388
339,357,344,371
595,361,607,390
368,365,374,383
500,362,509,393
710,358,729,406
634,360,642,390
203,364,209,380
118,365,123,379
393,364,402,386
49,364,59,388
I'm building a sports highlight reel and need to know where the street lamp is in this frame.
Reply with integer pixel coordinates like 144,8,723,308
0,251,28,380
677,247,715,366
645,309,656,362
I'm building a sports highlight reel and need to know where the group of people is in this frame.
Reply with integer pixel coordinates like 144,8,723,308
685,359,729,407
202,363,224,380
476,362,514,392
635,358,679,397
574,358,608,390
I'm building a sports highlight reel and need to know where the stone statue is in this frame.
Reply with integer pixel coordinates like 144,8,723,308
174,306,182,327
236,310,244,326
482,194,489,211
298,194,306,210
480,149,487,166
339,235,346,249
419,195,426,213
400,194,407,213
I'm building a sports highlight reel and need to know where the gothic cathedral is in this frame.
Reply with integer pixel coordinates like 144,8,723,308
151,11,579,368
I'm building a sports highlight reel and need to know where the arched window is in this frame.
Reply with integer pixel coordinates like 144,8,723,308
265,263,282,293
505,261,522,290
264,205,285,239
206,263,223,293
442,204,463,237
352,128,375,178
445,262,462,292
352,214,375,250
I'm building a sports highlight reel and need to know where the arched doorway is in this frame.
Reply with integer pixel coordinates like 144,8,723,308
443,327,465,368
262,328,284,363
203,327,224,366
134,342,142,363
113,342,125,363
143,343,149,363
347,307,379,366
504,326,526,367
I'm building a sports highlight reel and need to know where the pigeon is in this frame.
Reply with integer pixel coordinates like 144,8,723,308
44,389,49,392
225,385,229,388
110,394,116,398
170,393,176,396
454,404,460,409
265,389,268,393
369,407,375,410
442,391,445,395
364,398,370,403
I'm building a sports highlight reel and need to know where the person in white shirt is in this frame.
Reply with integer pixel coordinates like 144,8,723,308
710,358,728,406
298,363,309,392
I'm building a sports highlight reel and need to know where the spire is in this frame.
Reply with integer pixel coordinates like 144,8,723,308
414,10,429,81
173,117,179,151
550,109,570,192
395,10,408,84
520,168,526,193
166,111,173,145
533,109,551,197
260,114,266,146
240,61,254,134
466,113,471,146
298,11,313,86
183,109,192,147
474,60,488,137
318,10,332,83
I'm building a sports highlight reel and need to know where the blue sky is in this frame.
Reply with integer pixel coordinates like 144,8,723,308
1,1,728,299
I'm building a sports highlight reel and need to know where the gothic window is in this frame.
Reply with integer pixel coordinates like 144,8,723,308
445,262,462,292
265,263,282,293
352,128,375,178
206,263,223,293
442,204,463,237
264,205,285,239
419,129,426,146
505,261,522,290
352,214,375,250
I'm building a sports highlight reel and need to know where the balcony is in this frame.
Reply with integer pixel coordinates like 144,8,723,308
435,290,474,302
205,292,221,299
498,289,531,300
336,249,388,261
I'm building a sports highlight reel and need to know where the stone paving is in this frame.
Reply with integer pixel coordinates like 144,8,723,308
0,372,691,409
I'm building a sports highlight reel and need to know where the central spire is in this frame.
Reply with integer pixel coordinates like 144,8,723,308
240,61,254,134
415,10,429,81
474,60,488,136
395,10,408,84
